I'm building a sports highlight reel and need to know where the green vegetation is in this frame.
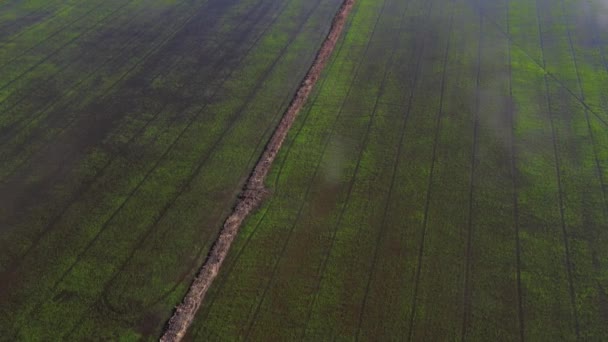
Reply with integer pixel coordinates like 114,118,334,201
189,0,608,339
2,0,608,339
0,0,342,339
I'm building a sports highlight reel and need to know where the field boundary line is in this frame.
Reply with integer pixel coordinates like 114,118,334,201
73,0,310,325
0,0,225,279
160,0,356,340
298,0,391,336
0,0,170,119
188,4,354,335
47,1,290,337
247,0,392,335
406,1,455,339
0,0,230,182
56,0,277,325
0,0,72,44
354,0,435,338
12,0,301,334
0,0,127,82
560,0,608,221
466,0,608,129
505,0,525,338
534,0,581,336
461,10,483,340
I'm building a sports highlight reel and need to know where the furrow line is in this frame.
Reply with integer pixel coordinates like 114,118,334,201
247,0,398,336
0,0,230,276
355,0,434,339
406,1,455,339
0,0,221,182
238,4,337,338
0,0,126,78
467,2,608,129
461,10,483,341
21,0,309,330
0,0,80,46
189,7,354,335
64,0,305,328
0,0,273,286
5,0,254,333
534,0,581,336
559,0,608,218
0,0,173,121
160,1,357,340
61,2,287,332
505,0,525,338
299,0,391,337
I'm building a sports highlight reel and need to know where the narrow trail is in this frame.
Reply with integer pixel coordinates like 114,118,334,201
160,0,356,340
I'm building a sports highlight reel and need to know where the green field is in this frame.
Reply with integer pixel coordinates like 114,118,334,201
188,0,608,339
2,0,608,340
0,0,343,339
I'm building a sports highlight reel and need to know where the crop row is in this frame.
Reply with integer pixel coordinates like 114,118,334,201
190,0,608,339
0,0,343,339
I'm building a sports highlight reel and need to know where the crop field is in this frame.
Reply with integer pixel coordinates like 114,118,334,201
2,0,608,340
0,0,344,339
188,0,608,339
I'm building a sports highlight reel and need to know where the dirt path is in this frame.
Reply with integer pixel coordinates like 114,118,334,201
160,0,355,340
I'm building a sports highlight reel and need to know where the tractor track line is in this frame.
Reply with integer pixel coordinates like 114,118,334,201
0,0,236,187
189,10,353,337
160,0,356,340
466,1,608,129
560,0,608,219
0,0,25,13
0,0,71,44
354,0,433,338
247,0,394,335
0,3,197,279
0,0,172,122
0,0,225,182
19,0,307,331
505,0,526,338
535,0,581,336
191,0,355,336
0,0,273,289
593,8,608,88
0,0,230,276
228,3,338,337
406,2,454,339
61,0,291,334
298,0,392,337
461,10,482,342
580,0,608,92
0,1,162,155
62,0,310,333
0,0,183,141
560,1,608,332
0,0,153,149
1,0,247,315
0,0,120,72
